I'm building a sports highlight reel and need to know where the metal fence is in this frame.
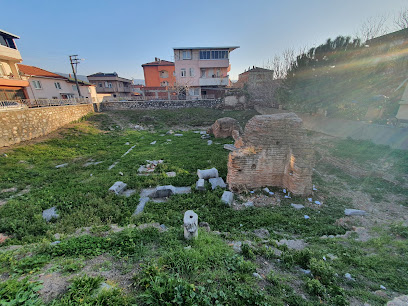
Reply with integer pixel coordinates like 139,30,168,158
0,98,93,109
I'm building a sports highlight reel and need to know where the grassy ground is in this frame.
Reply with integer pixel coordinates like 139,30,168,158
0,109,407,305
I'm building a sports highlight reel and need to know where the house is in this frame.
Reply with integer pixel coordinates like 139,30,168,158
87,72,133,100
0,29,29,100
233,66,274,88
18,64,97,100
142,58,175,87
173,46,239,99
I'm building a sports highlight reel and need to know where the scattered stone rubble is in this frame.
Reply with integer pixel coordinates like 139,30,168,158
138,159,164,174
133,185,191,216
108,181,136,197
227,113,314,196
207,117,242,139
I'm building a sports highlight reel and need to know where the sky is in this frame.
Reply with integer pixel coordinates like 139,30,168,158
2,0,407,82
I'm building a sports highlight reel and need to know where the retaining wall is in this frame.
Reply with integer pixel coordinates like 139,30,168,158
0,104,94,147
99,99,222,111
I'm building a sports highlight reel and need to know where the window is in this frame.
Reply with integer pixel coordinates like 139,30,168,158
54,82,61,89
200,50,228,60
98,83,103,88
32,80,42,89
216,69,221,77
189,68,194,77
190,88,199,96
0,35,16,49
182,50,191,60
200,69,206,78
160,70,169,78
181,69,186,77
161,81,169,86
119,82,123,87
72,85,78,91
105,82,112,88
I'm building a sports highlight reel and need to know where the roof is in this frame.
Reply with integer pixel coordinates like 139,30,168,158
142,60,174,67
0,29,19,39
366,28,408,45
173,46,239,52
87,72,132,82
87,72,119,77
18,64,66,79
240,66,273,75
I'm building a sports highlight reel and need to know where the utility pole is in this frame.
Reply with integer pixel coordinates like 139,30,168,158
69,55,82,98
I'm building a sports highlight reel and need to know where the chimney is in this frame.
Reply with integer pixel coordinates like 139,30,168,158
253,66,255,69
155,57,158,61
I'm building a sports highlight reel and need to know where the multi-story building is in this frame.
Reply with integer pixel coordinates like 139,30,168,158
142,58,175,87
87,72,133,99
18,64,97,100
173,46,239,98
0,29,29,100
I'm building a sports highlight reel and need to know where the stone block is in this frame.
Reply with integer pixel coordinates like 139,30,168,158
109,181,127,195
221,191,234,206
154,185,176,198
224,144,237,151
344,209,367,216
207,117,242,138
196,179,206,191
197,167,219,179
43,206,59,222
209,177,226,190
133,197,150,215
166,171,176,177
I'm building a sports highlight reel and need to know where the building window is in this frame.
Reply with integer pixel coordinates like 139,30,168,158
216,69,221,77
54,82,62,89
105,82,112,88
72,85,78,91
181,69,186,77
189,68,194,77
200,69,206,78
200,50,228,60
160,70,169,78
32,80,42,89
182,50,191,60
190,88,199,96
161,81,169,86
98,83,103,88
119,82,123,87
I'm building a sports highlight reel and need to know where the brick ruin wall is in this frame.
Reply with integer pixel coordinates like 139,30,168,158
227,113,314,196
0,104,94,147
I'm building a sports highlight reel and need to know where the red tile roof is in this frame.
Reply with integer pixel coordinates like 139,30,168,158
142,60,174,67
17,64,66,79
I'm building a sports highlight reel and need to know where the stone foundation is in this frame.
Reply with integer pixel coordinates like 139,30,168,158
227,113,314,196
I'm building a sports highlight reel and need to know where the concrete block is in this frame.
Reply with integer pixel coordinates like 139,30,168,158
345,209,367,216
154,185,176,198
184,210,198,240
133,197,150,216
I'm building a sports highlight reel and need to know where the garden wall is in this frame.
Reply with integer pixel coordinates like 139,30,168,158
98,99,222,111
0,104,94,147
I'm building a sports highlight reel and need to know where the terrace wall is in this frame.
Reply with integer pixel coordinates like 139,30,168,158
98,99,222,111
0,104,94,147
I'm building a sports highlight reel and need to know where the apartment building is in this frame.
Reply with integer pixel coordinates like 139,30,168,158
18,64,97,100
142,58,175,87
0,29,29,100
87,72,133,99
173,46,239,98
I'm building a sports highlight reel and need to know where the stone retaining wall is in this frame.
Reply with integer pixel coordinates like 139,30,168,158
99,99,222,111
0,104,94,147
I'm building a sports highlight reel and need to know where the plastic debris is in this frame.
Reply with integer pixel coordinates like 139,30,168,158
150,141,156,145
315,201,321,205
304,215,310,219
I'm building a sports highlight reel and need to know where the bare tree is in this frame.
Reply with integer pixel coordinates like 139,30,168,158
394,8,408,30
357,15,388,43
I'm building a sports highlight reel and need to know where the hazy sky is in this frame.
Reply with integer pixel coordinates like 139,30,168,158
2,0,407,81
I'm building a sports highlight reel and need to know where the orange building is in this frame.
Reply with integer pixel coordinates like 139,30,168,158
142,58,175,87
0,29,29,100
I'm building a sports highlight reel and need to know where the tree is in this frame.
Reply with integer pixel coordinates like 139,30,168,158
357,15,388,43
394,8,408,30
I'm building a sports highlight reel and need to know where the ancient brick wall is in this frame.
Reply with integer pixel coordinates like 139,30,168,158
227,113,314,196
0,104,94,147
207,117,242,139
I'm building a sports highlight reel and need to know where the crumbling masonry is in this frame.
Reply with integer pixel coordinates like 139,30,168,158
227,113,314,196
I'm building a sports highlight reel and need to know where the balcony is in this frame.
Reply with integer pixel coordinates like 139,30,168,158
198,59,229,68
0,75,29,87
199,77,229,86
0,45,22,61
